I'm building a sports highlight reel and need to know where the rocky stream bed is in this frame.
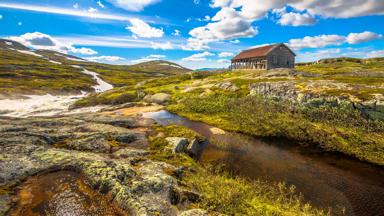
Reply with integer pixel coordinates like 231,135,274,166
0,110,208,216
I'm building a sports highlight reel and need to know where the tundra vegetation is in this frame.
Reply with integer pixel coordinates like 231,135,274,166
77,57,384,166
1,39,383,215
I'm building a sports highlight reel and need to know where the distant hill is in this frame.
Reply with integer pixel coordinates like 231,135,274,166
0,39,190,96
131,60,191,73
296,57,384,75
196,68,227,72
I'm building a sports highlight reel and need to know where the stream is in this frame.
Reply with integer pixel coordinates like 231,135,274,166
0,66,113,117
143,110,384,216
10,171,126,216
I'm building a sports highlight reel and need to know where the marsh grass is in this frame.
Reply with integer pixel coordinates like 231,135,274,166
168,92,384,165
148,125,330,216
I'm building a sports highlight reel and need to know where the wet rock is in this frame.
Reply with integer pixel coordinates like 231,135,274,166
0,113,208,215
66,134,111,153
214,81,239,92
166,137,189,153
144,93,172,105
113,148,149,159
179,209,209,216
187,139,208,156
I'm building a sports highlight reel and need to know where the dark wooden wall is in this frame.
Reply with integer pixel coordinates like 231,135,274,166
266,45,295,70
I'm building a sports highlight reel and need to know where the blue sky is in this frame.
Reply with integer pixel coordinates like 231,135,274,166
0,0,384,69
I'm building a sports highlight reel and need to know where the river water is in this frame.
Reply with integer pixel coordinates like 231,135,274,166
143,110,384,216
10,171,127,216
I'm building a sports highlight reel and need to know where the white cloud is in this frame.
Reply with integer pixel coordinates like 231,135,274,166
71,47,98,55
190,7,257,41
131,54,166,63
85,55,125,62
289,31,383,50
288,34,346,50
277,11,316,26
151,41,174,50
182,38,210,51
230,39,240,44
210,0,384,19
218,59,230,63
218,52,234,57
0,2,134,22
172,29,181,36
97,1,105,8
199,0,384,48
296,47,384,62
182,51,214,62
9,32,97,55
126,18,164,38
88,7,98,13
106,0,160,12
367,50,384,58
73,3,79,9
185,7,257,50
194,0,200,4
346,31,383,44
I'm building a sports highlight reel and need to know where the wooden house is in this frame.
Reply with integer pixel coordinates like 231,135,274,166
231,43,296,70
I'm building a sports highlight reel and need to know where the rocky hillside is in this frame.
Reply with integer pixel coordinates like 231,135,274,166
0,39,190,97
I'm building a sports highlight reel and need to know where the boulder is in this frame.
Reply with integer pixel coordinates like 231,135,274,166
187,139,208,156
165,137,189,153
144,93,171,105
214,81,239,92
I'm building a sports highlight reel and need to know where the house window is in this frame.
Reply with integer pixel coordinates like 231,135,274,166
287,61,290,65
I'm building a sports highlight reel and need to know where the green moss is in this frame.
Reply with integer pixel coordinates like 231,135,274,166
0,49,95,95
167,93,384,165
148,125,329,215
296,57,384,75
184,168,330,216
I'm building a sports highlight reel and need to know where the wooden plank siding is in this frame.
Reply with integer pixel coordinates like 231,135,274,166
231,44,295,70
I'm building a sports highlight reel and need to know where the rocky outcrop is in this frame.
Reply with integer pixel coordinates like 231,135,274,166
166,137,189,153
144,93,172,105
214,82,239,92
249,81,384,120
187,139,208,156
0,113,207,216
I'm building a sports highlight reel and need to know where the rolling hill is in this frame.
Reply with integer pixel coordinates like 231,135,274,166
0,39,190,97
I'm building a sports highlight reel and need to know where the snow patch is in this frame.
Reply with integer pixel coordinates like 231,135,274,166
0,94,84,117
5,41,13,46
159,63,182,69
0,66,114,118
81,68,113,93
16,50,43,58
49,60,62,65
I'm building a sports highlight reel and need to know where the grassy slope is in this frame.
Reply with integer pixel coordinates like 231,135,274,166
0,45,95,96
0,39,190,96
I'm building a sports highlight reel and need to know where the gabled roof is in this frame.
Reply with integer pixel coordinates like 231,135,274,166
232,43,296,61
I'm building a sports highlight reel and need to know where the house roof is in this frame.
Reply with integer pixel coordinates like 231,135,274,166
232,43,295,61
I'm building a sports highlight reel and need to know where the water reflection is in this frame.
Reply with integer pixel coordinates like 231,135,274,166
143,110,384,216
11,171,126,216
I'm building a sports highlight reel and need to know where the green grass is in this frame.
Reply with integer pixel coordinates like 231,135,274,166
296,57,384,75
0,46,190,96
167,92,384,165
148,125,330,216
0,49,95,95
